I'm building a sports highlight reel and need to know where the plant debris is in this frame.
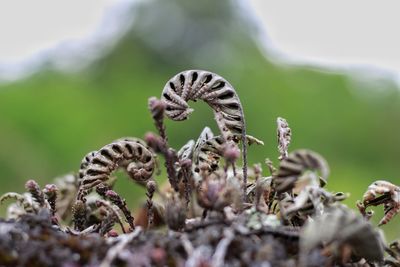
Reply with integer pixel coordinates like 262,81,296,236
0,70,398,267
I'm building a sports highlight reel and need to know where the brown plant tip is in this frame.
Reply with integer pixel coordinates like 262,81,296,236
104,189,136,231
197,176,240,213
165,195,186,231
265,158,277,176
43,184,58,194
25,179,39,190
150,247,167,266
148,97,166,121
277,117,292,160
43,184,58,216
105,190,118,199
146,180,157,193
25,179,46,207
144,132,165,153
253,163,262,178
95,183,110,196
107,229,119,237
223,142,240,163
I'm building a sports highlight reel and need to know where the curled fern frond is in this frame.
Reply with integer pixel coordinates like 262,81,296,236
161,70,249,197
274,149,329,194
77,140,156,201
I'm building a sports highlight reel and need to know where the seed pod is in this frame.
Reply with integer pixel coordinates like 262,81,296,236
274,149,329,194
161,70,249,194
77,140,155,201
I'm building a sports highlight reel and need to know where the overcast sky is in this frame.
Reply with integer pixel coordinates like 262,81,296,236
0,0,110,63
0,0,399,81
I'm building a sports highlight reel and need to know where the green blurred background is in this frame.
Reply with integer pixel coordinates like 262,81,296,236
0,0,399,239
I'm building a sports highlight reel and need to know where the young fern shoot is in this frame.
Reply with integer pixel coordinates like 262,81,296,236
161,70,248,198
274,149,329,194
148,97,180,191
77,140,155,201
192,127,264,176
360,180,400,226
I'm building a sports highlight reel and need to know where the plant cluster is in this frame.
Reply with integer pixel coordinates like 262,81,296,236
0,70,399,267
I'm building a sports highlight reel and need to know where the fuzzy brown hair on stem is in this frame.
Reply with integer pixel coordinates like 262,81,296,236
148,97,181,191
160,70,248,200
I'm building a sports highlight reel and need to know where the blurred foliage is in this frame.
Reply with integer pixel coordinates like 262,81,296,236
0,0,399,238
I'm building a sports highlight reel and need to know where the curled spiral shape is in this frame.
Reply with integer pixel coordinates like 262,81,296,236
77,140,155,201
275,149,329,194
161,70,248,187
161,70,244,135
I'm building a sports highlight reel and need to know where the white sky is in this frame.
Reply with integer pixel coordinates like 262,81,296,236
0,0,117,64
0,0,399,81
249,0,400,77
